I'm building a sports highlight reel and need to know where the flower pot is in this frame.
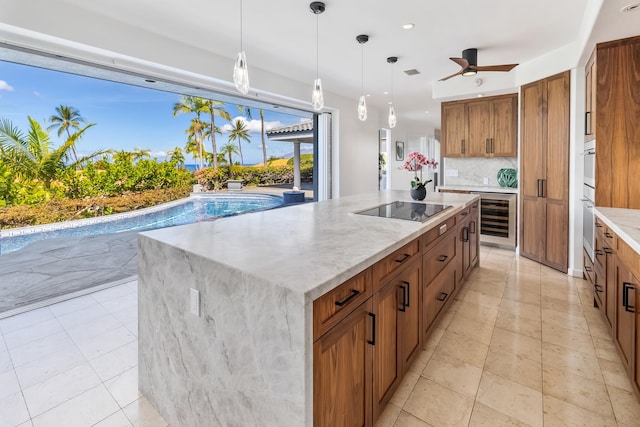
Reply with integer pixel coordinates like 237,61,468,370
410,186,426,201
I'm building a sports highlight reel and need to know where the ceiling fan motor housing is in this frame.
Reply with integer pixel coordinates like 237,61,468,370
462,48,478,67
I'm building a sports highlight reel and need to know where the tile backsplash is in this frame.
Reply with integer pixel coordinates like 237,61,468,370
443,157,518,187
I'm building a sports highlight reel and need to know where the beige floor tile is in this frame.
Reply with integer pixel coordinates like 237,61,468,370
542,365,614,419
498,301,541,322
392,410,433,427
447,315,495,345
542,342,602,381
606,385,640,426
122,397,168,427
422,351,483,396
423,327,444,350
592,336,622,362
484,347,542,392
598,358,634,392
435,331,489,368
490,327,541,363
466,280,506,299
495,311,542,340
375,403,401,427
541,323,595,355
476,371,543,427
463,289,503,310
455,301,499,326
541,295,584,316
402,377,474,427
468,402,530,427
407,348,434,375
502,287,541,306
542,395,617,427
541,308,589,334
435,307,457,330
585,317,613,340
389,371,420,408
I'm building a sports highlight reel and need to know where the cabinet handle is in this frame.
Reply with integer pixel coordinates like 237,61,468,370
491,138,494,153
463,227,470,242
402,280,411,307
437,255,448,262
439,224,448,235
334,289,359,307
367,312,376,345
485,138,490,153
595,249,603,256
398,284,407,312
585,266,592,272
595,222,603,228
437,292,448,302
460,211,469,216
585,111,591,135
605,232,613,239
623,282,635,313
470,220,476,234
603,248,613,254
461,139,465,154
594,284,603,292
541,179,546,198
395,253,411,264
537,179,542,197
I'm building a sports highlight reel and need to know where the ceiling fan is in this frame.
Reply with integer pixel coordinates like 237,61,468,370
439,48,518,81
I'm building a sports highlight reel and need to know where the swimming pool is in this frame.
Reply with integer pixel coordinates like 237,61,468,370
0,194,283,255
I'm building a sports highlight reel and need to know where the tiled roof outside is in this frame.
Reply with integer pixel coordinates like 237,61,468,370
266,120,313,136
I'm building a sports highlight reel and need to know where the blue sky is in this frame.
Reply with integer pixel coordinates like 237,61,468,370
0,60,309,165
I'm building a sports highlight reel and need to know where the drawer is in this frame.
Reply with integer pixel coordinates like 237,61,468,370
313,268,372,340
593,265,604,308
583,249,594,285
423,260,456,333
469,200,479,213
603,226,617,247
594,233,607,271
422,216,456,250
424,230,457,281
372,239,420,289
457,206,471,223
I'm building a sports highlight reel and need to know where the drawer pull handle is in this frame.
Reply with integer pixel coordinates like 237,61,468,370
437,292,448,302
398,284,407,312
594,284,603,292
395,253,411,264
462,227,470,242
437,255,448,262
470,221,476,234
335,290,359,307
623,282,635,313
460,211,469,216
368,312,376,346
585,266,592,272
605,232,613,239
595,250,603,256
402,280,411,307
595,222,603,228
603,248,613,254
439,224,448,235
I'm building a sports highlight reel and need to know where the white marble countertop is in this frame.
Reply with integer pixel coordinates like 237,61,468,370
437,184,518,194
140,190,478,301
593,207,640,254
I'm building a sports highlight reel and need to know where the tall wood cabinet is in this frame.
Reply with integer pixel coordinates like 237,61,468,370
594,35,640,209
520,71,570,272
584,50,596,142
441,94,518,158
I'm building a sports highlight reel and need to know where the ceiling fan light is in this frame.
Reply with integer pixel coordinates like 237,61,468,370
388,105,397,128
462,68,477,77
312,78,324,111
357,95,367,121
233,51,250,95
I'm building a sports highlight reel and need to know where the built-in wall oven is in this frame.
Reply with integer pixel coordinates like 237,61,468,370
471,192,517,248
582,140,596,260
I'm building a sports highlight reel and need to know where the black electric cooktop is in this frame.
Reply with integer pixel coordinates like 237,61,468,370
355,201,452,223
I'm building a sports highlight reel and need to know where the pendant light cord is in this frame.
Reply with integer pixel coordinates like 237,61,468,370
361,44,364,95
239,0,244,51
316,13,319,79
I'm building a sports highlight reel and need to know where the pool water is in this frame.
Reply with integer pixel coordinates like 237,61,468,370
0,195,282,255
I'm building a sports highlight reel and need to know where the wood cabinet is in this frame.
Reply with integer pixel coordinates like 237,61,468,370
441,94,518,158
593,219,616,330
595,36,640,209
584,49,596,142
457,202,480,281
520,71,570,272
615,260,636,374
314,298,373,427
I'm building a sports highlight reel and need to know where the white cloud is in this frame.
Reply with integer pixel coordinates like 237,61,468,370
221,116,283,133
33,91,44,98
152,151,166,157
0,80,14,91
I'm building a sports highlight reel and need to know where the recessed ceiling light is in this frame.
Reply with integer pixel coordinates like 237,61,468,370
621,3,640,12
425,110,430,114
402,23,415,30
477,93,484,98
388,101,393,105
366,94,371,97
383,91,389,95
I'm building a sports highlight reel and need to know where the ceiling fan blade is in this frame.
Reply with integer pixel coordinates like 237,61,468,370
475,64,519,72
439,70,464,81
449,57,470,69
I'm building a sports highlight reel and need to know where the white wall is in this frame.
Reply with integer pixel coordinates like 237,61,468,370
384,122,437,192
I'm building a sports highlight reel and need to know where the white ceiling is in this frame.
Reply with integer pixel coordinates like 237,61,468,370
6,0,640,129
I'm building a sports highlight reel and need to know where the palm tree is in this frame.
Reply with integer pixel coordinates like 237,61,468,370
167,147,185,168
0,117,101,189
131,147,151,162
220,142,240,166
237,105,267,168
184,118,208,168
173,96,208,169
47,105,91,163
204,100,230,169
227,118,251,165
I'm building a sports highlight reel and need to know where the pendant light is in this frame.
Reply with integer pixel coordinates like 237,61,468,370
356,34,369,121
233,0,250,94
387,56,398,128
310,2,326,111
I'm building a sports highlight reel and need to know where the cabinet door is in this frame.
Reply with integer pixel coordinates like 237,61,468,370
466,100,491,157
491,96,518,157
460,218,472,280
441,103,466,157
615,262,635,374
605,247,616,329
635,278,640,395
373,280,400,417
314,299,373,427
398,261,421,371
585,51,596,142
469,214,479,269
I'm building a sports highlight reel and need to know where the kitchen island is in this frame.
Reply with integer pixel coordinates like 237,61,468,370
137,191,479,426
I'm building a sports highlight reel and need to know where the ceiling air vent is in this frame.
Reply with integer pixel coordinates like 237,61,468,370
403,69,420,76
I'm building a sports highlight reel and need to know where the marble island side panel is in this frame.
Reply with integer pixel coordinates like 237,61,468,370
138,191,478,426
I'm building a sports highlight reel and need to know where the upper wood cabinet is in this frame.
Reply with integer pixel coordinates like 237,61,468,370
584,49,596,142
594,35,640,209
441,94,518,158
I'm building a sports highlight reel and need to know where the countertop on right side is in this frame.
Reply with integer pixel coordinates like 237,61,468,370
593,207,640,254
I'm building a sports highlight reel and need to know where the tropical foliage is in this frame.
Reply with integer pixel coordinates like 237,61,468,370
195,164,313,191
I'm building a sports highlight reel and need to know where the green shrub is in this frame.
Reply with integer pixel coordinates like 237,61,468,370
195,164,313,191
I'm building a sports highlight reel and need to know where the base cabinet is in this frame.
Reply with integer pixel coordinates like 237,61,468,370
615,262,635,373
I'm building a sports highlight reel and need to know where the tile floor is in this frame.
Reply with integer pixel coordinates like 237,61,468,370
1,246,640,426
